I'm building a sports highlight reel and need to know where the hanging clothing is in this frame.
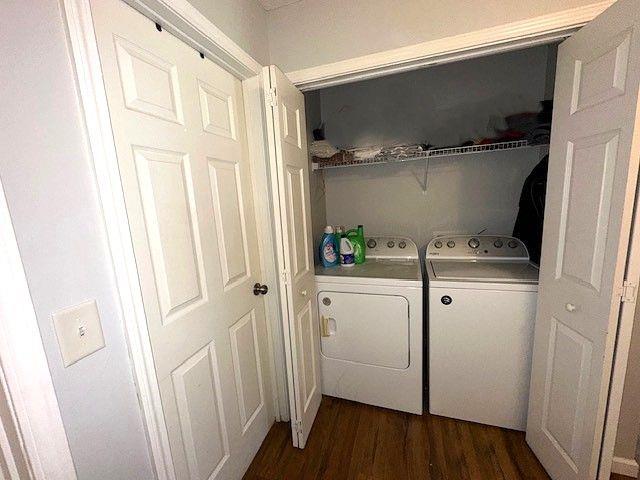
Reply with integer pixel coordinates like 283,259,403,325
513,155,548,265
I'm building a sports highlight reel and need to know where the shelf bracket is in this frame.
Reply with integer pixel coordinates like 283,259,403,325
411,157,430,194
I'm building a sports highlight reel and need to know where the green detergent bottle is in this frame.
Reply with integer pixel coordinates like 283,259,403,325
346,225,366,264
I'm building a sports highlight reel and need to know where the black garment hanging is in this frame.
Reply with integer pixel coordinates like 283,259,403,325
513,155,548,265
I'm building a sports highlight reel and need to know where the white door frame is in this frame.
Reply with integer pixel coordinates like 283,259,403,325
0,178,77,480
287,1,614,90
61,1,288,478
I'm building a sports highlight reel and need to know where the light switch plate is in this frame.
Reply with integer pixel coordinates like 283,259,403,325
52,299,105,367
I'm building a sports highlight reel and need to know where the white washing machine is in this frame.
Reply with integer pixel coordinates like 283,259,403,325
425,235,539,430
316,236,422,414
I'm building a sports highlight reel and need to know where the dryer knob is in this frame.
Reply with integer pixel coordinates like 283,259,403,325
387,240,395,248
434,240,443,249
508,240,518,249
367,238,377,249
398,240,407,249
446,240,456,248
468,238,480,249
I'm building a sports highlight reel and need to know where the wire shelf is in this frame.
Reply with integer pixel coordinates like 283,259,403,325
312,140,547,171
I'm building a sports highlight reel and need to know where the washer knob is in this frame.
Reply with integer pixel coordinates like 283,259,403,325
434,240,443,249
468,237,480,249
508,240,518,249
446,240,456,248
387,240,395,248
398,240,407,249
494,239,504,248
367,238,377,249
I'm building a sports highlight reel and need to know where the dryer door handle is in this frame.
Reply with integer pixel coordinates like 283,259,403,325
321,316,336,337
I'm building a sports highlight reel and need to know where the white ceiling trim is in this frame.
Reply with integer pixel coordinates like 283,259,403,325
286,0,614,91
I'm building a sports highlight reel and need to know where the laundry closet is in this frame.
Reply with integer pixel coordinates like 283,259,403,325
304,44,557,253
297,43,558,427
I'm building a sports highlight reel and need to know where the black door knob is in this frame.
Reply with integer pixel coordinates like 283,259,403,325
253,283,268,296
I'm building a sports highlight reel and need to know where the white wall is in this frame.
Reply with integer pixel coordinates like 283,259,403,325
0,2,153,478
188,0,270,64
267,0,604,73
314,46,551,247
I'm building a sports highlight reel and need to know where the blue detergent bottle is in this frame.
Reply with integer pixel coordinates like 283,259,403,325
319,225,339,267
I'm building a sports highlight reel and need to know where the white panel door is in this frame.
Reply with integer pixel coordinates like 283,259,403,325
91,0,273,478
526,1,640,478
264,66,321,448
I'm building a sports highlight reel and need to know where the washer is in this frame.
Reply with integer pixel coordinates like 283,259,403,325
316,236,422,414
425,235,539,430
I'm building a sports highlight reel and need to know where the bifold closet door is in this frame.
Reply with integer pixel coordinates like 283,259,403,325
526,0,640,479
263,65,321,448
91,0,274,477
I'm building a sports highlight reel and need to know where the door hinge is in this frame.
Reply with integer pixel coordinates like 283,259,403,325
281,269,290,286
294,420,303,434
266,87,277,107
620,281,636,303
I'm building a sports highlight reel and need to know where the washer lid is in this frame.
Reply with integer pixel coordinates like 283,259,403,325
430,260,539,283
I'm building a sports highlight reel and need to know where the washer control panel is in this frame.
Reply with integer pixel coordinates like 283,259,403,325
425,235,529,260
365,236,418,260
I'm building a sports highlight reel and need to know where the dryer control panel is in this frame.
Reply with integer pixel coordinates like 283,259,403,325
365,236,418,260
425,235,529,260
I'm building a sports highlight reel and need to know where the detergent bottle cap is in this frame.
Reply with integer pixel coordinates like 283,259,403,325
324,225,334,234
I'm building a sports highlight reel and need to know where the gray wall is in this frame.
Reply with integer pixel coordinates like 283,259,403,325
188,0,270,64
310,46,552,248
267,0,605,73
0,1,154,478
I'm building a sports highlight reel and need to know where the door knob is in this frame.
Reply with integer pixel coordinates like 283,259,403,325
565,303,576,312
253,283,268,296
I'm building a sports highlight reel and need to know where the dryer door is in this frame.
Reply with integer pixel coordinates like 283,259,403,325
318,291,409,369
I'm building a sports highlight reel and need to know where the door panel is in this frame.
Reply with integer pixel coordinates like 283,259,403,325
541,319,592,470
114,36,184,124
557,132,618,291
208,158,251,289
265,65,321,448
91,0,274,478
526,1,640,478
229,311,265,433
134,148,207,322
172,343,230,479
286,165,311,280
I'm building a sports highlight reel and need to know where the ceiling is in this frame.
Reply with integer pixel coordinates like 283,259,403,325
257,0,301,11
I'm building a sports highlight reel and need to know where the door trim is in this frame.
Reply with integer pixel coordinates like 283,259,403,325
61,1,287,478
0,178,77,480
598,181,640,478
286,1,614,91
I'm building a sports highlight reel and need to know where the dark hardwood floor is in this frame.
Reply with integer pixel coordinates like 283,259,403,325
246,396,634,480
245,396,551,479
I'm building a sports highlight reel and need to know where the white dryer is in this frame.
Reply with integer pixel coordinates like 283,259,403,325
425,235,539,430
316,236,422,414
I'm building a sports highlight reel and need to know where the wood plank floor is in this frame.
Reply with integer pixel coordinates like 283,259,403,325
245,396,632,480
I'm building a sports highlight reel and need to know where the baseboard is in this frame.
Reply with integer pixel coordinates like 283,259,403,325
612,456,639,478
